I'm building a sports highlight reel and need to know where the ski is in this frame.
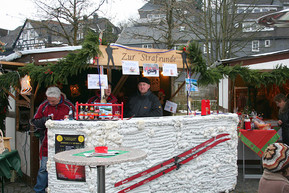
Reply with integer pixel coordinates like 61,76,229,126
115,133,230,192
117,137,230,193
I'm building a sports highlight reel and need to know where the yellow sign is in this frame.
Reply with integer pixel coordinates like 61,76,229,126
98,44,185,69
56,135,63,142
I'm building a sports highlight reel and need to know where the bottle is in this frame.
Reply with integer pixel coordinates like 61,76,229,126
90,105,94,120
201,99,206,116
69,106,73,120
79,105,84,120
244,115,251,130
94,102,99,120
84,106,89,120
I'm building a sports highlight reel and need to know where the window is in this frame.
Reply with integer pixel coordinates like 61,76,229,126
265,40,270,47
142,44,153,49
179,26,185,31
203,43,211,54
253,8,260,13
252,40,259,52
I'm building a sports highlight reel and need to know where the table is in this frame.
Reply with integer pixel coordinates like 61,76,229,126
54,147,147,193
238,129,280,180
0,150,22,193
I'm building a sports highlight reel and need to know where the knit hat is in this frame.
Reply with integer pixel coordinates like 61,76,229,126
262,143,289,173
138,77,150,85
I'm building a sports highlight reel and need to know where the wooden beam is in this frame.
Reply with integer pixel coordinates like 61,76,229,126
170,81,185,100
3,88,17,101
112,75,128,96
14,87,31,103
0,61,25,67
34,83,40,97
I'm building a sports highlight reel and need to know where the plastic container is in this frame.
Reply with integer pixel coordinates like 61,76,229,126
94,146,108,153
201,100,206,116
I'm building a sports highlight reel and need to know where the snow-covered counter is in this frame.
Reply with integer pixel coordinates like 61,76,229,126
46,114,238,193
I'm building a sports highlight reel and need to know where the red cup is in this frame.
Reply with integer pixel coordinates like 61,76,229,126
245,121,251,130
94,146,108,153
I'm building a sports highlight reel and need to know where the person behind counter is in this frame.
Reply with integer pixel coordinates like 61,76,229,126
258,143,289,193
30,86,75,193
274,93,289,146
125,77,163,118
86,82,119,113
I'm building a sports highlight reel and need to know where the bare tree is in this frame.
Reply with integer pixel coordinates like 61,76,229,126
123,0,187,49
33,0,106,45
175,0,263,65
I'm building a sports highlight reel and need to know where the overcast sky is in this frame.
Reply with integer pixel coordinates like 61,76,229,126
0,0,145,30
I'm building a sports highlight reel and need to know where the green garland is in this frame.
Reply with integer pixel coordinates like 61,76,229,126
185,41,289,88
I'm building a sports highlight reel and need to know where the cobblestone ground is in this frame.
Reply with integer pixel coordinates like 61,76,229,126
1,168,260,193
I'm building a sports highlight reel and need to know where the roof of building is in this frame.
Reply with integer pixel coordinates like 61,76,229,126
0,45,82,62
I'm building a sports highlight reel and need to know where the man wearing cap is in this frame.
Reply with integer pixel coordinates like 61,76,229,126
125,77,163,118
258,143,289,193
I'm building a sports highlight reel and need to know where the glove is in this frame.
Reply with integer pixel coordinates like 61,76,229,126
29,116,49,130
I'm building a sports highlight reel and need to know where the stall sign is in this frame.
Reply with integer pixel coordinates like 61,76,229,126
164,100,177,113
122,60,140,75
87,74,108,89
162,63,178,76
143,63,159,77
185,78,198,92
55,134,85,181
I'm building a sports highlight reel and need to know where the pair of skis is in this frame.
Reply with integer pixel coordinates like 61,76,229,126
114,133,231,193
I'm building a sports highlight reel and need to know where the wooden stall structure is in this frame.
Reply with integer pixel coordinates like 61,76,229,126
0,44,187,186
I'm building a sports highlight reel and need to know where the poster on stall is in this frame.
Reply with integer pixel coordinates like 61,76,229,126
185,78,198,92
55,134,86,181
143,63,159,77
99,103,113,119
122,60,140,75
164,100,177,113
162,63,178,76
87,74,108,89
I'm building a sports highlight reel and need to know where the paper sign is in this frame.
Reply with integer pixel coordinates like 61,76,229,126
87,74,108,89
122,61,140,75
143,63,159,77
185,78,198,92
99,103,113,119
164,100,177,113
162,63,178,76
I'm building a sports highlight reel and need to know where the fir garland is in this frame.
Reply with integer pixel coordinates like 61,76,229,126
185,41,289,88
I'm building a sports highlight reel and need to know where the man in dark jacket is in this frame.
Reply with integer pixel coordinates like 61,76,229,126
30,86,75,193
274,93,289,146
125,77,163,118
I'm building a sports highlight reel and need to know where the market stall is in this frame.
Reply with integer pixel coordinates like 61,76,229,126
47,114,238,193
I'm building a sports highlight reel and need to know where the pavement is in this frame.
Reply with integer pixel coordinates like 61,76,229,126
0,167,260,193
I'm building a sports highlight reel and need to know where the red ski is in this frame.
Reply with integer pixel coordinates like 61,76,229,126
115,133,230,193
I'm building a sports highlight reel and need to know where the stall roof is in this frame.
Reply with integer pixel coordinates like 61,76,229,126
0,46,82,62
220,49,289,70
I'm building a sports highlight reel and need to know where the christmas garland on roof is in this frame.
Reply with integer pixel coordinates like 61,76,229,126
0,32,101,91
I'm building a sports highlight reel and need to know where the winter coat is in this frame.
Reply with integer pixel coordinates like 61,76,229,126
125,90,163,118
279,101,289,146
258,170,289,193
86,92,119,114
31,95,75,159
